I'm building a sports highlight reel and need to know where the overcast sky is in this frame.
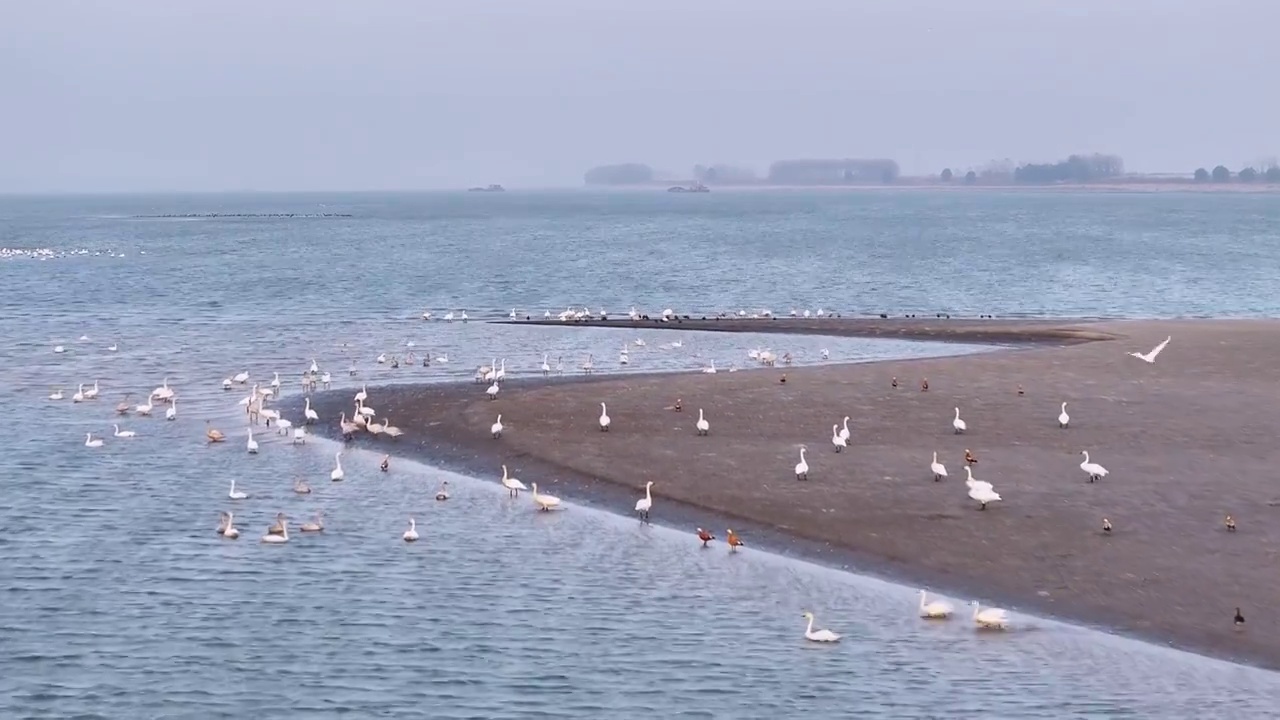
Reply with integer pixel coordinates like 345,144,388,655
2,0,1277,191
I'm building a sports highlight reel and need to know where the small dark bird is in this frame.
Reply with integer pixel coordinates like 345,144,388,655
921,378,929,392
1225,514,1236,532
964,449,977,465
674,398,683,412
1017,384,1024,396
380,455,389,472
1235,607,1245,626
696,527,715,547
779,374,787,384
1102,518,1112,534
891,376,899,388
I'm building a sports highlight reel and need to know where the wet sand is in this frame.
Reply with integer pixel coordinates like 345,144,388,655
305,318,1280,669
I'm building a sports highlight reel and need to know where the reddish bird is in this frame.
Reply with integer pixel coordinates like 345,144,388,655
964,449,977,465
891,376,899,388
921,378,929,391
696,527,715,547
727,529,745,551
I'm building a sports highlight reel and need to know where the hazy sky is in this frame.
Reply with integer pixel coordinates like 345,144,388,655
3,0,1277,191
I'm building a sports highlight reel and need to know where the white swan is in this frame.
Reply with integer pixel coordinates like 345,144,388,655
972,601,1009,629
222,512,240,539
228,479,248,500
501,464,527,496
354,384,368,403
839,416,851,443
801,612,841,642
107,342,118,352
964,466,1001,509
150,377,172,402
530,482,561,511
376,353,387,364
48,387,63,400
795,446,809,480
365,416,384,436
72,383,85,403
304,397,319,424
83,380,100,400
931,451,947,480
300,511,324,532
135,397,153,416
495,359,506,382
262,517,289,543
294,478,312,494
919,590,954,619
831,424,847,452
382,417,403,438
702,359,717,374
486,379,500,400
696,408,710,436
330,452,345,481
435,481,450,501
483,358,497,383
634,481,654,522
246,429,259,454
1058,402,1070,428
403,518,419,542
1080,450,1109,482
112,424,137,438
582,354,594,374
952,407,967,434
598,402,610,431
491,414,504,439
233,371,249,384
540,353,550,376
1129,335,1171,364
84,432,103,448
53,345,65,354
165,400,177,421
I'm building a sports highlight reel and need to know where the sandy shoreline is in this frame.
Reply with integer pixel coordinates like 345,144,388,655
299,318,1280,670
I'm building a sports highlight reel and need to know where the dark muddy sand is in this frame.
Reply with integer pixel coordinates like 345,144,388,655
306,318,1280,670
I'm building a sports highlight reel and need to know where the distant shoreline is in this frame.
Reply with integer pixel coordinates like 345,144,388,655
596,182,1280,194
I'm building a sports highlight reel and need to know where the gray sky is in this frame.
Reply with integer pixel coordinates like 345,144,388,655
3,0,1277,192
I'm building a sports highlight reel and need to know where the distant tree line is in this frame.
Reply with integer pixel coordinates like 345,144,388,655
584,163,654,185
1011,154,1124,184
1193,165,1280,183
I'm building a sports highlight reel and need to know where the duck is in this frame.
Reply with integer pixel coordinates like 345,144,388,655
1058,402,1070,428
112,424,137,438
84,432,104,448
952,407,966,434
801,612,841,643
491,414,504,439
262,516,289,544
794,446,809,481
964,448,977,465
1225,514,1236,532
206,421,225,443
530,482,561,511
1102,517,1112,534
695,408,710,436
380,455,389,472
921,378,929,391
1235,607,1245,626
727,529,745,551
831,424,846,452
919,590,954,619
971,601,1009,630
598,402,610,431
435,481,451,501
1079,450,1108,482
930,451,947,481
300,511,324,532
501,464,527,496
221,512,240,539
403,518,420,542
228,479,248,500
634,481,654,522
696,527,715,547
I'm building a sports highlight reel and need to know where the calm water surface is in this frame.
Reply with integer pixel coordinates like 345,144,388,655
3,192,1279,718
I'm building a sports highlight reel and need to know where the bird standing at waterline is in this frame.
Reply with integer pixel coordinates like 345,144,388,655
794,446,809,481
530,483,561,511
930,452,947,481
831,424,846,452
634,481,654,522
501,464,527,496
801,612,841,642
1058,402,1070,428
727,529,744,551
919,590,954,619
403,518,420,542
952,407,967,434
971,601,1009,630
695,408,709,436
330,452,345,482
1079,450,1108,482
598,403,610,432
1129,335,1171,363
697,528,715,547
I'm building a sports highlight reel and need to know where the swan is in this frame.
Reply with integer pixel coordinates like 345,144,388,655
294,478,312,494
1080,450,1109,482
696,408,710,436
308,358,319,374
83,380,100,400
972,601,1009,630
112,424,137,438
540,354,550,376
48,387,63,400
107,343,117,352
269,372,281,395
435,481,451,501
919,590,954,619
1058,402,1070,428
530,482,561,511
839,416,851,443
619,349,629,365
292,427,306,444
1129,335,1171,363
300,511,324,532
262,517,289,544
952,407,967,434
357,401,376,418
486,380,500,400
233,371,249,384
339,412,358,437
382,417,403,438
483,359,497,382
582,354,594,374
228,479,248,500
444,311,455,322
221,512,240,539
501,464,527,496
276,417,292,435
115,396,131,414
403,518,419,542
354,384,368,403
150,377,172,401
320,371,331,388
965,467,1001,509
246,429,259,454
598,402,611,431
135,397,153,416
304,398,319,424
801,612,841,643
72,383,85,403
831,424,846,452
460,311,468,322
53,345,65,354
84,432,104,448
930,451,948,480
495,359,506,381
365,416,384,436
491,414,504,439
555,356,563,374
702,359,717,374
222,378,232,390
206,421,225,443
165,400,177,421
794,446,809,480
330,452,345,481
634,481,654,521
376,353,387,364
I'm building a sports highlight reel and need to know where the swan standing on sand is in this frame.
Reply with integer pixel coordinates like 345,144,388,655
501,464,527,496
403,518,419,542
831,424,846,452
971,601,1009,630
931,451,947,481
696,408,710,436
486,379,500,400
1129,335,1171,363
228,479,248,500
540,354,551,376
530,482,561,511
964,466,1001,509
795,446,809,481
330,452,345,481
598,403,611,432
634,481,654,522
491,414,504,439
919,590,954,618
801,612,841,642
952,407,967,434
839,416,851,444
1058,402,1070,428
246,429,259,454
84,432,104,448
112,424,137,438
1080,450,1109,482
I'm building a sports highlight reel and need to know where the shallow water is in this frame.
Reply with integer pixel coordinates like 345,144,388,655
3,192,1280,717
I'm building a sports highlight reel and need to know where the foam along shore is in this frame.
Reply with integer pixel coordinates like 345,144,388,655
305,318,1280,670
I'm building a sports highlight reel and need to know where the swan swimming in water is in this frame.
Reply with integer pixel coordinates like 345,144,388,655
598,403,610,431
403,518,419,542
435,481,451,501
300,511,324,532
930,451,947,481
695,408,710,436
165,400,177,421
221,512,240,539
530,482,561,511
330,452,345,482
84,432,103,448
1058,402,1070,428
634,481,654,522
801,612,841,642
112,424,137,438
501,464,527,496
262,517,289,544
1079,450,1109,482
971,601,1009,630
952,407,967,434
794,446,809,480
919,590,954,618
48,387,63,400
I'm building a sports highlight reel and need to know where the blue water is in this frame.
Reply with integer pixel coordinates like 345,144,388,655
3,191,1280,717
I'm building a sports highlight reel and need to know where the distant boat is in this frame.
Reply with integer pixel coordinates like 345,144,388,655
468,184,506,192
668,182,710,193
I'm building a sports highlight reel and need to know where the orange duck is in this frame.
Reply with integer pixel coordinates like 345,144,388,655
696,527,715,547
727,529,745,551
964,449,977,465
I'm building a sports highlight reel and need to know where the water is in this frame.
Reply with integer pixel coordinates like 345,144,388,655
3,191,1279,717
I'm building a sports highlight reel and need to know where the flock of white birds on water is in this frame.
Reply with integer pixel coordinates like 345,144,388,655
44,322,1175,641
